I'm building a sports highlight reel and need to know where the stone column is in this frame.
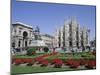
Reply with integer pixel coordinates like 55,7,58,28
60,26,64,47
65,24,69,51
16,38,19,48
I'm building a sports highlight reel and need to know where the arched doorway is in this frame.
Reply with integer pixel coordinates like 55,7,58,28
23,31,28,39
23,31,28,48
18,40,21,47
25,41,27,47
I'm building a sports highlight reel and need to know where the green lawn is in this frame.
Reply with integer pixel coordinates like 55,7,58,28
44,52,95,61
13,52,95,59
11,65,80,74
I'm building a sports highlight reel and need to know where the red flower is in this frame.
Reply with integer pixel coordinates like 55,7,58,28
14,59,23,65
25,58,33,63
26,59,34,66
34,57,44,63
41,60,49,66
70,61,80,68
65,59,73,65
85,60,96,69
66,59,80,68
13,58,34,65
52,58,63,68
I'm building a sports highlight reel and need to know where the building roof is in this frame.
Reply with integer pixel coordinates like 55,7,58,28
41,33,54,38
12,22,33,29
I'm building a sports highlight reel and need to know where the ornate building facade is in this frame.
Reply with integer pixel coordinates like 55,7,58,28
11,22,34,50
41,34,54,48
11,22,54,50
54,18,90,52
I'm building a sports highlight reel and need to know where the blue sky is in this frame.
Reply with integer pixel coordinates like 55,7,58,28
12,0,96,40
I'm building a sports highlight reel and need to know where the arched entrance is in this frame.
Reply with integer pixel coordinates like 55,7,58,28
23,31,28,48
18,40,21,47
23,31,28,39
25,41,27,47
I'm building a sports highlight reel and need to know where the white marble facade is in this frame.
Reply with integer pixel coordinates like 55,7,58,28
11,22,54,50
11,22,34,49
54,18,89,51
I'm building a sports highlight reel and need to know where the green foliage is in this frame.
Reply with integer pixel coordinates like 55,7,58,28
43,47,49,53
11,65,73,74
27,48,36,56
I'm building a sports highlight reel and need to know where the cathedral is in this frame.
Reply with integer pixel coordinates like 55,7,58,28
53,18,90,52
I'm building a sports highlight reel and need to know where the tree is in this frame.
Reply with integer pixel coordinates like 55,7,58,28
27,48,36,56
63,47,66,52
43,47,49,53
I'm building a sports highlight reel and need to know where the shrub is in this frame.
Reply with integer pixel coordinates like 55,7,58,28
43,47,49,53
27,48,36,56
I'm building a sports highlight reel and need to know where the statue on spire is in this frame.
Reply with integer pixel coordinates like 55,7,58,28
34,26,41,40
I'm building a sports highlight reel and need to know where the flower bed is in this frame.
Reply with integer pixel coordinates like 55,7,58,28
85,60,96,69
51,58,63,68
65,59,80,68
40,60,49,67
79,58,86,65
22,58,33,63
13,58,34,65
12,52,96,69
14,59,23,65
34,57,44,64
